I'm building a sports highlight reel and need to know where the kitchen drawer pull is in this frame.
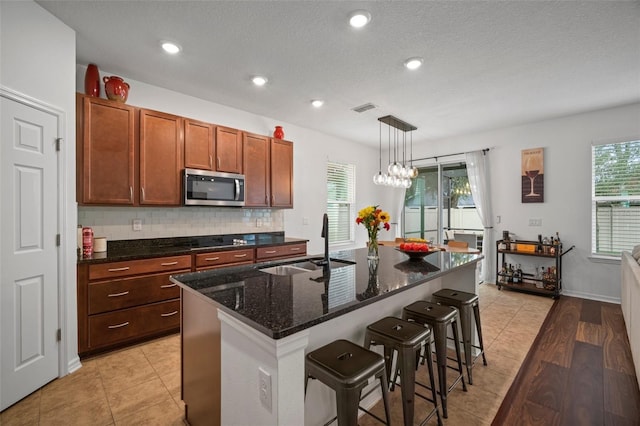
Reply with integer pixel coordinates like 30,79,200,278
205,257,220,261
264,250,277,254
290,247,301,251
107,321,129,329
160,261,179,266
161,311,178,317
107,291,130,298
107,267,130,272
234,253,248,258
161,283,177,289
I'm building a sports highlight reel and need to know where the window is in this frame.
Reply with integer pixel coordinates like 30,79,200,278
592,140,640,256
327,161,355,244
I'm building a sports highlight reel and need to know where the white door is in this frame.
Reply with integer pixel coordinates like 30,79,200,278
0,95,60,410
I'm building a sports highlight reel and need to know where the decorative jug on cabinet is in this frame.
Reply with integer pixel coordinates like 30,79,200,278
273,126,284,139
103,76,130,103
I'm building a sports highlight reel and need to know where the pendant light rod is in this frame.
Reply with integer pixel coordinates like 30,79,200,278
411,148,491,163
377,115,417,132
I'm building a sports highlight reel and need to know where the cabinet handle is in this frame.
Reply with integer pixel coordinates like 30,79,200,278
161,283,177,289
161,311,178,317
209,155,213,168
129,186,133,202
107,267,130,272
217,157,220,169
141,187,145,202
107,291,130,298
265,195,268,205
108,321,129,329
205,257,220,261
234,253,248,258
160,261,178,266
264,250,277,254
290,247,301,251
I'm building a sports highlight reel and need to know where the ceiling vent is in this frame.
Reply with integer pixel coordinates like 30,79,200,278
352,103,376,113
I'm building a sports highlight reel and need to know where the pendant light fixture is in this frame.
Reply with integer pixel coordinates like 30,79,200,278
373,115,418,188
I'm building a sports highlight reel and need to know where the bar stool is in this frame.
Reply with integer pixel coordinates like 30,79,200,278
432,288,487,385
403,300,467,418
364,317,442,426
305,339,391,426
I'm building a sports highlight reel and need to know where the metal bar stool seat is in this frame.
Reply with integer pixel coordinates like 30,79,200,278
402,300,467,419
305,339,391,426
364,317,442,426
432,288,487,385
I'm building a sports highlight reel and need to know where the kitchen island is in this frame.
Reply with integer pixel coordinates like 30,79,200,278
171,246,482,425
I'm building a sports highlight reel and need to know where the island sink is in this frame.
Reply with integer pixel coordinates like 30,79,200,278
259,258,355,276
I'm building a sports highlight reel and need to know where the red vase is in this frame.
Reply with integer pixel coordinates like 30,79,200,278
84,63,100,97
273,126,284,139
103,76,130,103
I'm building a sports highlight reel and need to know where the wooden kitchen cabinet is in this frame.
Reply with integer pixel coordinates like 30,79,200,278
139,109,184,205
215,126,242,173
77,94,136,205
242,132,270,207
77,255,191,356
184,119,214,170
270,138,294,208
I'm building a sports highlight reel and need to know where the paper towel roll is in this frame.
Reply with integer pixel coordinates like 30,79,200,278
93,237,107,253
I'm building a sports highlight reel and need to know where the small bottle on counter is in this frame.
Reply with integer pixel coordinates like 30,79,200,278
82,226,93,257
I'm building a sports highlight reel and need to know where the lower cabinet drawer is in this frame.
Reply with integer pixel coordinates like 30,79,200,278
256,243,307,260
88,299,180,348
88,271,185,315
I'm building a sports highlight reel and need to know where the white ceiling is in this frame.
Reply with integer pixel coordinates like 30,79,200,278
37,0,640,147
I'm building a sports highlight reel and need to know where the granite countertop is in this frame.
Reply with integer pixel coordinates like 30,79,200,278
78,232,308,264
171,246,483,339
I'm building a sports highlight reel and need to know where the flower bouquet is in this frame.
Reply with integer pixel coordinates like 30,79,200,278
356,205,390,259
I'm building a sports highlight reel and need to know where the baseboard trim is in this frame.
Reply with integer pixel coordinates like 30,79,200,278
562,289,620,304
66,356,82,375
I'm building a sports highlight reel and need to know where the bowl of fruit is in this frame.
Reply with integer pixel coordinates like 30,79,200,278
396,242,433,260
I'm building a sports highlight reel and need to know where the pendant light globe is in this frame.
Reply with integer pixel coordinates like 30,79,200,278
408,166,418,179
373,172,385,185
389,161,401,177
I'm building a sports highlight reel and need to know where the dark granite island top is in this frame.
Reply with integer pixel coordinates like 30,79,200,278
172,246,482,339
174,246,482,425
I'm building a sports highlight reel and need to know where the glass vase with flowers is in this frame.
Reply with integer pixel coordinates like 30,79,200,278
356,205,391,259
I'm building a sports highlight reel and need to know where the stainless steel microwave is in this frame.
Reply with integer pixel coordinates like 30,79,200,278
184,168,245,207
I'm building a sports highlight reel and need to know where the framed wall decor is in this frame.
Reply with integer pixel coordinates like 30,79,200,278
522,147,544,203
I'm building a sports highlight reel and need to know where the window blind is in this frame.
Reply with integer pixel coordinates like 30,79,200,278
327,162,355,244
592,140,640,256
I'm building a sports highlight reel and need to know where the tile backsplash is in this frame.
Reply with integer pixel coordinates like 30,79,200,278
78,206,284,241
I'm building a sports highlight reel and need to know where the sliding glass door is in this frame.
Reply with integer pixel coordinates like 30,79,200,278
403,162,483,248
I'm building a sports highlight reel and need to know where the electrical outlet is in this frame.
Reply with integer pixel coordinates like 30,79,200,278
259,367,272,411
528,218,542,227
496,215,501,224
303,217,309,225
256,218,263,227
132,219,142,231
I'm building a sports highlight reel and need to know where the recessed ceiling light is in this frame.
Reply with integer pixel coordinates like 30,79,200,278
252,76,268,86
161,41,181,54
404,57,424,70
349,10,371,28
311,100,324,108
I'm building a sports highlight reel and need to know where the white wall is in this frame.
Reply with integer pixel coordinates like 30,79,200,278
0,1,78,372
396,103,640,302
75,65,382,256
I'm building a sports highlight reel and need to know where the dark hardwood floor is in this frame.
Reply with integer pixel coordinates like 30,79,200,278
492,296,640,425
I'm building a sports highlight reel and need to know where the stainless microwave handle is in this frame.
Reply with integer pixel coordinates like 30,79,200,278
235,179,240,201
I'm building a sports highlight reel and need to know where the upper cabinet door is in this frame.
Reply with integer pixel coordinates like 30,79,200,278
184,119,214,170
242,133,270,207
215,126,242,173
139,109,184,206
270,139,293,208
79,95,136,205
